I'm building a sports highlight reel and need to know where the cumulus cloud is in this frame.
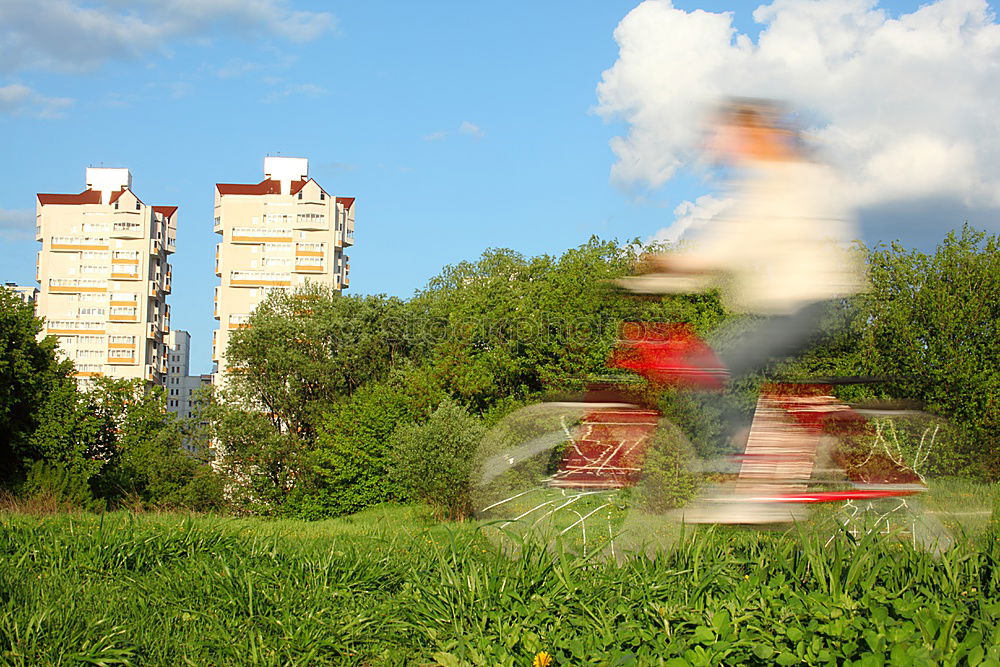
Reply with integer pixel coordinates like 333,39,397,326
0,209,35,240
0,0,336,72
424,121,486,142
0,83,73,117
596,0,1000,240
652,195,734,244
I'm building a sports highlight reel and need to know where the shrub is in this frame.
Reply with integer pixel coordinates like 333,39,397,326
19,460,104,512
634,421,701,512
390,400,486,521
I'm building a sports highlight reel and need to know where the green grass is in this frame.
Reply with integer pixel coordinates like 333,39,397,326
1,494,999,666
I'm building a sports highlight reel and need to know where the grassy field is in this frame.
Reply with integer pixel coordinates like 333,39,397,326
1,482,999,666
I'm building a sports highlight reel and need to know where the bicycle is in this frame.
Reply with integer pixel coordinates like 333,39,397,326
470,315,951,558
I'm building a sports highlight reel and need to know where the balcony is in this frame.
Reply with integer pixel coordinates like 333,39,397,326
109,306,138,322
149,282,160,297
294,256,324,273
47,320,106,334
229,271,291,287
293,212,327,231
150,239,162,255
110,264,141,280
111,221,143,238
112,250,139,262
231,227,292,243
107,349,136,364
109,293,138,306
166,235,176,253
295,242,324,257
228,314,251,329
148,322,161,340
50,236,108,251
75,364,104,378
35,223,42,242
108,335,136,349
49,278,107,294
164,269,172,294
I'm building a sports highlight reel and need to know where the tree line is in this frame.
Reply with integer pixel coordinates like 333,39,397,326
2,226,997,518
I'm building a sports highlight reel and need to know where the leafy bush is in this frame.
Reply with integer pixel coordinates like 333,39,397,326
282,369,448,520
635,421,701,512
19,461,104,512
390,400,486,520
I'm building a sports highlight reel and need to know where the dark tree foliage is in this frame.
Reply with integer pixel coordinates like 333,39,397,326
0,287,75,484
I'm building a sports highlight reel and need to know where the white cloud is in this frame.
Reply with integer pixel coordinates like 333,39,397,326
0,208,35,240
424,121,486,142
458,121,485,139
596,0,1000,238
651,195,734,244
0,83,73,117
0,0,336,73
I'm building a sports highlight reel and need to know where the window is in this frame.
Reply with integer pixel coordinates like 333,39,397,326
320,192,325,200
135,201,141,211
297,192,302,200
114,202,119,210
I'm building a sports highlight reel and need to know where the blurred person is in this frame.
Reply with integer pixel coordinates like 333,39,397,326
624,98,865,379
617,99,867,523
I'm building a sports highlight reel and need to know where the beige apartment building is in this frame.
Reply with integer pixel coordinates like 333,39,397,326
212,157,353,382
35,168,176,384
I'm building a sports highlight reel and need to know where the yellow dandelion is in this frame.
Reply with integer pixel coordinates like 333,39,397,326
533,651,553,667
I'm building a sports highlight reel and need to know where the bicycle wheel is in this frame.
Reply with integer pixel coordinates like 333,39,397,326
471,402,700,558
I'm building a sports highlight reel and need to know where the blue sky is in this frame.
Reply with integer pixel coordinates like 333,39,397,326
2,0,997,374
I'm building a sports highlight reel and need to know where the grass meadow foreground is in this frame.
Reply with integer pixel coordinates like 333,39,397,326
2,484,999,666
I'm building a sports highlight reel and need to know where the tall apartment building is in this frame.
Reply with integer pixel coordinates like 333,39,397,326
212,157,354,382
35,168,176,384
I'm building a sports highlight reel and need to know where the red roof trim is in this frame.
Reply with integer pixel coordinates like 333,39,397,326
37,189,103,205
336,197,355,210
153,205,178,219
108,188,126,204
290,179,309,195
216,179,281,196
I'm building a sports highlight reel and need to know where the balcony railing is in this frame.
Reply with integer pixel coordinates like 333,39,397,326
111,222,143,237
231,227,292,243
49,278,107,293
109,306,138,321
108,335,136,347
294,255,324,272
295,242,325,256
47,320,105,333
110,264,140,280
230,271,291,287
112,251,140,262
51,236,109,250
75,364,104,377
110,292,138,304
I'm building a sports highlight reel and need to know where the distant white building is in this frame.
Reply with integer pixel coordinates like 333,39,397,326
4,283,39,306
165,330,211,451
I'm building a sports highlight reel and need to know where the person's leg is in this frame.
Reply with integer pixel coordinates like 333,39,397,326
717,300,829,381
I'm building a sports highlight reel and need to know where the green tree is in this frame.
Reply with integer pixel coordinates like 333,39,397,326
0,287,75,485
284,362,448,519
858,225,1000,477
389,399,486,521
224,285,421,441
